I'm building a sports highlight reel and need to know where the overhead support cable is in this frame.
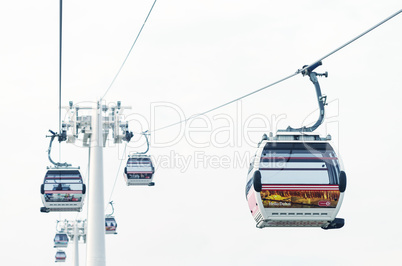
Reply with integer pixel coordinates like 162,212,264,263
149,8,402,134
58,0,64,163
59,0,63,133
150,72,299,133
302,8,402,72
96,8,401,225
105,143,127,209
102,0,158,100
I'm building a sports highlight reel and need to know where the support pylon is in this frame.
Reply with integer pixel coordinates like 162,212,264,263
74,222,79,266
86,101,106,266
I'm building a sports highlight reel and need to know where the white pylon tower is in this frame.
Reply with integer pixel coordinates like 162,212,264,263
57,100,132,266
55,219,87,265
86,101,106,266
74,221,80,266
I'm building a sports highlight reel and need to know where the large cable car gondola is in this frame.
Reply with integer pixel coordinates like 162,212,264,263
123,132,155,186
55,250,66,263
40,167,86,213
40,130,86,212
54,232,69,248
246,132,346,229
245,63,347,229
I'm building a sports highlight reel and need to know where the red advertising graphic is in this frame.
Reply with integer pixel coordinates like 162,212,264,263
261,185,340,208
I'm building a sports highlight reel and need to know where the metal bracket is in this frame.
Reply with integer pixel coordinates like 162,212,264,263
278,62,329,133
46,130,71,167
320,95,327,106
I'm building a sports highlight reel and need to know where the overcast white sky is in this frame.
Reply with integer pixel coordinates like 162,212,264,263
1,1,401,265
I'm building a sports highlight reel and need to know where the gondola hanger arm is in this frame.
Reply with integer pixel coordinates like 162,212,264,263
46,130,71,167
279,62,328,133
130,131,150,155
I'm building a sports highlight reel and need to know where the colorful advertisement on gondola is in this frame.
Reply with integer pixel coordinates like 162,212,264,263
261,185,340,208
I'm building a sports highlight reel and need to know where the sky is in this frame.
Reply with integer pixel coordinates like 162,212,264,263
1,1,402,265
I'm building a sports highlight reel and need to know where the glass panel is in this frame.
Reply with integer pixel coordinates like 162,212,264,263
44,184,83,191
262,169,330,184
126,166,153,171
261,150,291,158
56,251,65,257
247,155,255,175
55,234,68,242
127,158,154,173
105,218,117,226
46,170,81,178
263,142,334,153
327,160,340,184
45,179,82,184
260,141,340,184
128,157,151,162
260,162,327,169
291,150,326,157
245,178,253,197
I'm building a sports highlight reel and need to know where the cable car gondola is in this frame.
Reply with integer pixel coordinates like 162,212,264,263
55,250,66,263
246,132,347,229
105,201,117,234
40,167,86,213
123,132,155,186
245,63,346,229
54,233,69,248
124,155,155,186
105,217,117,234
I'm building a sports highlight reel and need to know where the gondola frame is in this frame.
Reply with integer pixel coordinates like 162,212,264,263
246,132,346,229
123,154,155,186
40,167,86,213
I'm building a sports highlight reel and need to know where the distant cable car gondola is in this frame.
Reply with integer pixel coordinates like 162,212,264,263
124,155,155,186
55,250,66,263
105,217,117,234
105,201,117,234
54,233,69,248
246,132,346,229
40,167,86,213
124,131,155,186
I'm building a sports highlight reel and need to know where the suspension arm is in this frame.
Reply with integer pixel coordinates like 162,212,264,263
279,62,327,133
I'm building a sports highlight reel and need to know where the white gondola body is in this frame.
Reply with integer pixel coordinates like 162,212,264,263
41,168,86,212
124,155,155,186
105,216,117,234
55,250,66,263
54,233,69,248
246,134,346,229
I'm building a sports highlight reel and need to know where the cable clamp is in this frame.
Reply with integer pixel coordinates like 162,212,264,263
320,95,328,106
